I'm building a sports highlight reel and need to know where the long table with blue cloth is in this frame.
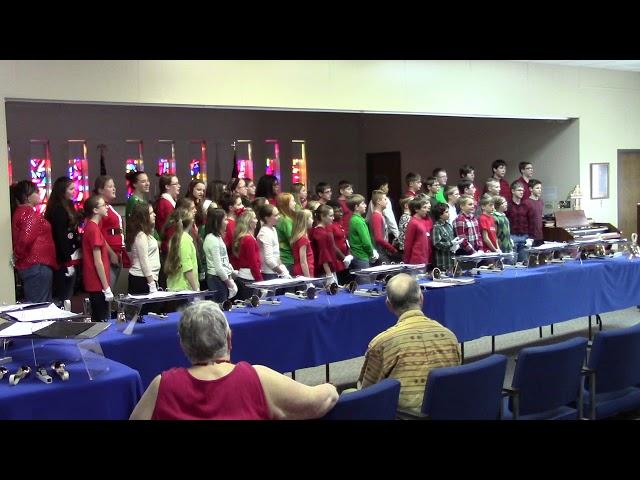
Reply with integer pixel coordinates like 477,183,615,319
0,340,143,420
82,256,640,388
424,255,640,342
97,290,396,387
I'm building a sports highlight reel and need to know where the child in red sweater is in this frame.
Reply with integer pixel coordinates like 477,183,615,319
327,200,353,284
310,204,338,282
368,190,398,263
478,195,500,252
403,196,433,266
291,209,315,277
230,210,262,300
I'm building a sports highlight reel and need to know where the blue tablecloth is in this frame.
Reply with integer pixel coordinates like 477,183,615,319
96,292,396,387
0,341,143,420
21,256,638,390
422,256,640,342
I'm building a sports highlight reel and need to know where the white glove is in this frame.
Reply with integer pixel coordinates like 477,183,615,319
343,255,353,268
450,237,464,253
65,266,75,277
102,287,114,302
227,280,238,299
278,267,291,279
525,238,534,248
371,249,380,261
148,282,157,294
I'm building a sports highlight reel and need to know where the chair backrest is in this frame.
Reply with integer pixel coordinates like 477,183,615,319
511,337,588,415
588,323,640,393
421,354,507,420
321,379,401,420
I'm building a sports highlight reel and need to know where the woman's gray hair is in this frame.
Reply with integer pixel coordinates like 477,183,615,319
178,301,231,364
385,274,422,314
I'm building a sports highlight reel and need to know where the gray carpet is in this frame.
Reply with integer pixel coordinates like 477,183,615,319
289,306,640,397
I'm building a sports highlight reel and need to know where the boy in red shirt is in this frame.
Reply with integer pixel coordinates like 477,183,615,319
487,159,511,200
327,200,353,284
82,195,112,321
404,172,422,198
368,190,398,263
336,180,354,236
478,195,500,252
403,197,432,266
524,179,544,246
459,164,480,204
310,204,338,281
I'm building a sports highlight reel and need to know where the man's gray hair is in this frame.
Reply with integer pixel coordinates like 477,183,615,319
178,301,230,364
385,273,422,314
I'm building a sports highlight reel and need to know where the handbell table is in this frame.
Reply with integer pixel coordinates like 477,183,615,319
13,256,639,390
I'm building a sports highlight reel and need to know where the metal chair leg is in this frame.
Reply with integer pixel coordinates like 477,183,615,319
551,323,554,335
491,336,496,354
460,342,465,364
597,314,603,331
539,326,543,338
588,315,593,340
291,370,295,381
325,363,330,383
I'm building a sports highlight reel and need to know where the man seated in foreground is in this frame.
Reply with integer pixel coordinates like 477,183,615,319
356,273,461,413
130,301,338,420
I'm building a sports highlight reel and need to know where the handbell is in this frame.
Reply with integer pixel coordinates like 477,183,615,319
9,365,31,386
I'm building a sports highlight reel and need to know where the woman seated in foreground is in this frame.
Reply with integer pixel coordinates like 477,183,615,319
129,301,338,420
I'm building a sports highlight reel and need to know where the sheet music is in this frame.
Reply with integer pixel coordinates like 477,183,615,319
0,321,54,337
6,304,79,322
0,302,49,314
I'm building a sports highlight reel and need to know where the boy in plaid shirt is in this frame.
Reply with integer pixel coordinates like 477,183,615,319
493,195,513,253
455,195,483,254
432,203,461,272
395,195,412,254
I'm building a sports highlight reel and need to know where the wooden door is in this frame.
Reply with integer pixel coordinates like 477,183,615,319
617,150,640,236
366,151,402,210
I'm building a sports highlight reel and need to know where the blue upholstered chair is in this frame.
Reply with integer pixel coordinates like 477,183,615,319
503,337,588,420
321,378,401,420
583,323,640,419
397,354,508,420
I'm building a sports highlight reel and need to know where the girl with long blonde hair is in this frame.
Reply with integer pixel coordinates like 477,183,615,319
275,193,297,274
230,210,262,299
164,207,199,292
290,209,314,277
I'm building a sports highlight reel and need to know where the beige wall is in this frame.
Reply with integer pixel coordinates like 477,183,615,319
2,60,639,302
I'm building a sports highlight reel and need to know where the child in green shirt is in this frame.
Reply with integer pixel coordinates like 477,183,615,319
347,194,378,272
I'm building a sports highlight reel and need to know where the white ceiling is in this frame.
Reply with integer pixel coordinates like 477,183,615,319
516,60,640,72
